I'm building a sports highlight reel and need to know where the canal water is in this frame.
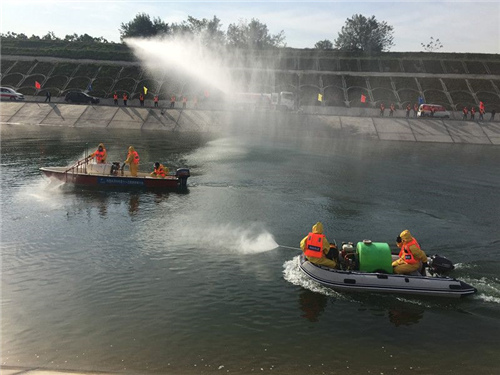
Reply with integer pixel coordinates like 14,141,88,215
1,116,500,375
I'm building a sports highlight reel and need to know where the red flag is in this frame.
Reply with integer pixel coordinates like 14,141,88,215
35,81,41,89
361,94,366,103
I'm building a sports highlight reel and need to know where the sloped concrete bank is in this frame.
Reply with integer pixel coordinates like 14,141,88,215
1,102,499,145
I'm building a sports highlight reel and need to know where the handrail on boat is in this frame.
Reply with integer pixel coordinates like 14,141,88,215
64,156,90,176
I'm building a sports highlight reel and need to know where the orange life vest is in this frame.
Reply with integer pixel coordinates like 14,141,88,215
94,149,105,163
140,94,144,101
304,232,325,258
154,165,165,177
123,94,128,100
129,151,139,165
171,96,175,102
463,107,468,114
154,96,159,102
398,238,420,265
113,94,118,100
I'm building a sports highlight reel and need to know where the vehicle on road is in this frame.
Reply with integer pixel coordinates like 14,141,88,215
0,87,25,101
64,91,100,104
417,104,450,118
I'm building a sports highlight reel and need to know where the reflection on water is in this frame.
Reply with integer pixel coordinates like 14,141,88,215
298,289,328,322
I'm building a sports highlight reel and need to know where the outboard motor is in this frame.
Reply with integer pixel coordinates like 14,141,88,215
176,168,190,188
427,254,455,276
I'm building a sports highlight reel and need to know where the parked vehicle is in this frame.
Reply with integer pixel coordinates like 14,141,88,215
0,87,25,101
417,104,450,118
64,91,100,104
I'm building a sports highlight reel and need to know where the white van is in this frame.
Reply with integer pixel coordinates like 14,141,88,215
417,104,450,118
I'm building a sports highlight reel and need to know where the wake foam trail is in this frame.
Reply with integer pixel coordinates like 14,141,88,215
282,255,343,298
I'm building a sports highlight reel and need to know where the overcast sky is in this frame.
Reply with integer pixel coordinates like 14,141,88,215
1,0,499,53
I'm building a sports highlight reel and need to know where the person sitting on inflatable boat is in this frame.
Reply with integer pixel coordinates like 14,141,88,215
300,222,338,269
392,230,428,275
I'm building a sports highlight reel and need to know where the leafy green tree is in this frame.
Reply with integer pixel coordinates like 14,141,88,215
315,39,334,50
171,15,225,46
119,13,170,40
226,18,286,49
334,14,394,52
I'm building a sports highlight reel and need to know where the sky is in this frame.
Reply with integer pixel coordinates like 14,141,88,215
1,0,499,54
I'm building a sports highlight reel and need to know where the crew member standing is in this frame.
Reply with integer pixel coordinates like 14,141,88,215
380,102,385,117
300,222,337,269
462,106,468,120
470,106,476,120
170,95,176,109
182,96,187,109
154,95,159,108
113,92,118,105
413,103,419,117
123,93,128,106
139,93,145,107
389,103,395,117
123,146,140,177
406,103,411,118
392,230,428,275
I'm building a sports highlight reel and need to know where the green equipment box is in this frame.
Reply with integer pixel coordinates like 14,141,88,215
356,241,393,274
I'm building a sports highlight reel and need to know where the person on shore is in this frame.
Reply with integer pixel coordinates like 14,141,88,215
406,103,411,118
389,103,395,117
380,102,385,117
490,109,496,121
392,230,428,275
479,107,485,121
150,162,168,178
90,143,107,164
462,106,468,120
123,93,128,106
470,107,476,120
113,92,118,105
154,95,159,108
193,96,198,109
300,222,337,269
182,96,187,109
123,146,140,177
430,106,436,117
45,91,51,103
413,103,419,117
170,95,176,109
139,93,145,107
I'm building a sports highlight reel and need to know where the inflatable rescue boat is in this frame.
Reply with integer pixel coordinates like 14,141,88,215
299,240,476,298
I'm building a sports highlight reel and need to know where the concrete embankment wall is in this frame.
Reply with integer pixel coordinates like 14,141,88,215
1,102,499,145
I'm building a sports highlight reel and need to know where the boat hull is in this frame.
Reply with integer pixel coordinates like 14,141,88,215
299,256,476,298
40,167,186,190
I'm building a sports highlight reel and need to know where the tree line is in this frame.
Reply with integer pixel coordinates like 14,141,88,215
2,13,441,53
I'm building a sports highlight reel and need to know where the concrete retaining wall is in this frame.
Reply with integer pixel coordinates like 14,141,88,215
1,102,499,145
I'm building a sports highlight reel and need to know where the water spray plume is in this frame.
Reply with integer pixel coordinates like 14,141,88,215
126,36,235,95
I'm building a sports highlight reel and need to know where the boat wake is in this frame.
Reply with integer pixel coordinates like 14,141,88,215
282,255,344,298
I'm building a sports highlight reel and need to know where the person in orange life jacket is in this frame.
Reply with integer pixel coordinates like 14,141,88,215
123,93,128,106
150,162,168,178
113,92,118,105
123,146,140,177
389,103,395,117
89,143,107,164
470,107,476,120
139,93,145,107
392,230,428,275
462,106,468,120
300,222,337,269
154,95,159,108
413,103,418,117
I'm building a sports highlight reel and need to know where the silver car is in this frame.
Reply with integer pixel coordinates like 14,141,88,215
0,87,25,101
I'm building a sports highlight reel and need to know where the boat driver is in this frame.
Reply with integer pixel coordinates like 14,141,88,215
300,222,338,269
89,143,107,164
392,230,428,275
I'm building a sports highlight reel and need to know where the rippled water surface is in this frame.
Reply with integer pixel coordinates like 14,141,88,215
2,120,500,374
